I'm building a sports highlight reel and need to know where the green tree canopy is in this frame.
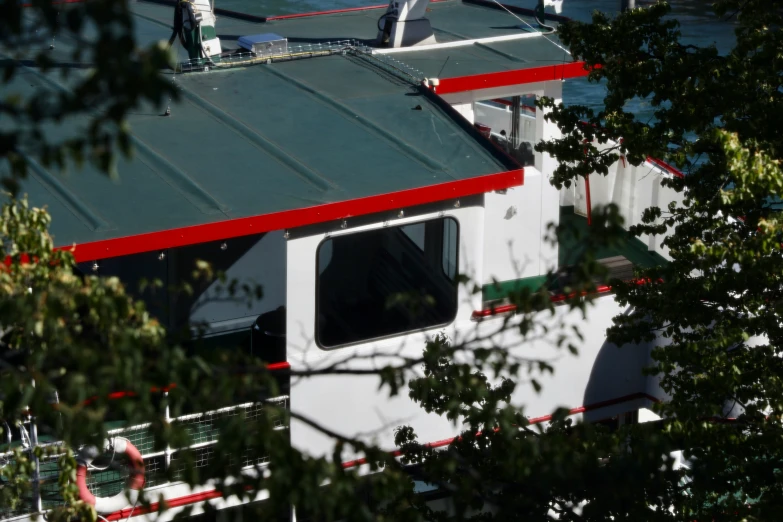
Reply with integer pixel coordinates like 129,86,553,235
534,0,783,518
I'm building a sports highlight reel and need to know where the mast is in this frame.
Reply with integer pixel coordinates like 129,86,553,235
377,0,437,48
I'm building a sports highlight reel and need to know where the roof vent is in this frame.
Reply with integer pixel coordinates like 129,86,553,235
238,33,288,57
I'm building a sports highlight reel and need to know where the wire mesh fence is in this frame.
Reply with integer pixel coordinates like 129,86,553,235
0,396,289,520
176,39,426,85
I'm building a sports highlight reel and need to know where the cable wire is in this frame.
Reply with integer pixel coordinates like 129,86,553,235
487,0,572,56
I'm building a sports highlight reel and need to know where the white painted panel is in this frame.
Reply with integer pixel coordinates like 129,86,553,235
483,179,541,285
287,205,484,460
287,206,666,462
587,161,618,208
538,80,562,273
651,175,685,260
474,294,658,424
439,82,548,106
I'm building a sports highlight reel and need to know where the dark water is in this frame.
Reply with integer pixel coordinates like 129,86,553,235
248,0,736,117
560,0,736,116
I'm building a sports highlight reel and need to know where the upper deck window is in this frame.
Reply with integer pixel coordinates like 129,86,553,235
474,94,539,167
316,218,459,349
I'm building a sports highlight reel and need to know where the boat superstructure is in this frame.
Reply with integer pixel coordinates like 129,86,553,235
1,1,684,520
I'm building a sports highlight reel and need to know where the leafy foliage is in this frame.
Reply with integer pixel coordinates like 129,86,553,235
1,0,177,192
535,0,783,519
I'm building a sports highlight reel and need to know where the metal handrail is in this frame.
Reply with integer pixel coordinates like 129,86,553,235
0,395,289,518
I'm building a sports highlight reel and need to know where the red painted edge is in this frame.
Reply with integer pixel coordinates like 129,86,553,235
341,391,660,469
436,62,592,95
473,278,656,319
20,0,83,6
57,170,523,262
472,284,614,319
81,363,288,406
105,489,223,521
265,4,387,20
265,0,449,21
646,156,685,179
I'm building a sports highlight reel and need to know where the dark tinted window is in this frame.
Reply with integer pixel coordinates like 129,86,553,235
317,218,459,348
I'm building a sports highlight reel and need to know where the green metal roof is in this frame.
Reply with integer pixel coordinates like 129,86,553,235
132,0,572,77
5,0,578,258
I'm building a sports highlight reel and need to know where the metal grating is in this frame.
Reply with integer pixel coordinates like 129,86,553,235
108,423,155,456
176,40,426,86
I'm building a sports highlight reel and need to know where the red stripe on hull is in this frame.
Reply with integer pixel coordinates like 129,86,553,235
57,170,523,262
342,392,660,469
437,62,592,95
98,392,657,517
105,489,223,521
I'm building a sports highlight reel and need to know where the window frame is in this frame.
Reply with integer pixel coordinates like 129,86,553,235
314,216,461,350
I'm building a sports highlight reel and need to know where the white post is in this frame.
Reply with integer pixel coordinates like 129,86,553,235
29,416,42,513
537,80,564,275
164,391,172,470
621,0,635,11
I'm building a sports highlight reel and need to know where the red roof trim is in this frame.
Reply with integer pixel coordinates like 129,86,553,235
58,169,523,262
265,0,449,21
20,0,83,6
437,62,592,95
265,4,388,20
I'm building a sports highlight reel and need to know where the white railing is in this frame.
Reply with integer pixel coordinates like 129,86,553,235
0,396,289,519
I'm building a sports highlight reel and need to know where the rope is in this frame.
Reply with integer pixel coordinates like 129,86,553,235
123,499,138,522
86,439,117,472
487,0,572,56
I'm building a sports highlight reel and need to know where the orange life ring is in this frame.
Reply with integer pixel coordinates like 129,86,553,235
76,437,145,513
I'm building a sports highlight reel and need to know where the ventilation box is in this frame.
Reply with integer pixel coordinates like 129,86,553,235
238,33,288,57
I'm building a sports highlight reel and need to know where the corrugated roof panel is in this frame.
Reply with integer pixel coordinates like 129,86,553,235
7,0,587,255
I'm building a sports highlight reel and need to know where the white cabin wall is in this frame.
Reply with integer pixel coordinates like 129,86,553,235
650,170,685,260
445,80,564,284
286,203,666,461
286,203,484,460
474,294,656,424
482,179,541,286
572,142,685,262
627,162,685,261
